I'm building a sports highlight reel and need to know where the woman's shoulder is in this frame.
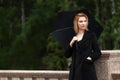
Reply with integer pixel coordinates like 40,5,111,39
86,30,96,36
85,30,97,40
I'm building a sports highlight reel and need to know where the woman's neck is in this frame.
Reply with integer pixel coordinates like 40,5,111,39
76,30,85,41
77,30,85,35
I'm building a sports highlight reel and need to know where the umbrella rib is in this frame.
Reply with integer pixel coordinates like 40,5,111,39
52,27,73,33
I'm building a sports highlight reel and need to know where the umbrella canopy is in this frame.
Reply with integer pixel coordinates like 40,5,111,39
50,27,75,49
51,9,103,49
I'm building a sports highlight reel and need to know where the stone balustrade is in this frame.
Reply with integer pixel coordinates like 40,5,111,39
0,70,68,80
0,50,120,80
95,50,120,80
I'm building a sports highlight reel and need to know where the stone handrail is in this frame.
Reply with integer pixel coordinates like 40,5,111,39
0,70,69,80
0,50,120,80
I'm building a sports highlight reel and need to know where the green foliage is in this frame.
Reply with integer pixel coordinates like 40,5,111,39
98,0,120,49
42,36,67,70
0,0,120,70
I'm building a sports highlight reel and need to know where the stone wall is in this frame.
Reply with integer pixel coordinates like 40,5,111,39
95,50,120,80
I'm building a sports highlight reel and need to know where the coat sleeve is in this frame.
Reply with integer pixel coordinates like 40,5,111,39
90,33,102,62
64,45,73,58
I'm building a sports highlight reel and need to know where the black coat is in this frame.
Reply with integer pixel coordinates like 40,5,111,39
64,30,101,80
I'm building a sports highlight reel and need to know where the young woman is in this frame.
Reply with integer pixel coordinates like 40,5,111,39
64,13,101,80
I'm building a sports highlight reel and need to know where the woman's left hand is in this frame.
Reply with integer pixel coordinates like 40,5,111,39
86,57,92,60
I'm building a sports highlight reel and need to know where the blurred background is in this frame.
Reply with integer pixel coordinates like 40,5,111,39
0,0,120,70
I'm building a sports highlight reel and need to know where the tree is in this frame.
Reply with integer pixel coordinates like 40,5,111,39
0,0,120,70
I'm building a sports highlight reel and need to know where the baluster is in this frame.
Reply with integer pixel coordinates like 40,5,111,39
0,77,8,80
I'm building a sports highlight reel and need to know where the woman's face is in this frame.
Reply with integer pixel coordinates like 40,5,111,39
77,16,88,30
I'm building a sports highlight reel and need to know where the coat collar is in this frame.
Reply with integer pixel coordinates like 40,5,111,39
76,30,91,43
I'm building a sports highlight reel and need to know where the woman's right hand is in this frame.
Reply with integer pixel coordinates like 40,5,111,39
70,36,78,47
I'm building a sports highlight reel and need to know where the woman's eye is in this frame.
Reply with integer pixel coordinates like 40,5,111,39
79,21,83,23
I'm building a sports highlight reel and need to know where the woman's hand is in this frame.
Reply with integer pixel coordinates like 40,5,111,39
70,36,78,47
86,57,92,61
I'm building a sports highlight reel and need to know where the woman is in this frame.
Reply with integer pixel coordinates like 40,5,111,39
64,13,101,80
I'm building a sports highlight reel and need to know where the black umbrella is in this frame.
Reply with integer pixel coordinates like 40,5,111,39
51,9,103,49
50,27,75,49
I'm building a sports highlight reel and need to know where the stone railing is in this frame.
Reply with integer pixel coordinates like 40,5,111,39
0,70,69,80
0,50,120,80
95,50,120,80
